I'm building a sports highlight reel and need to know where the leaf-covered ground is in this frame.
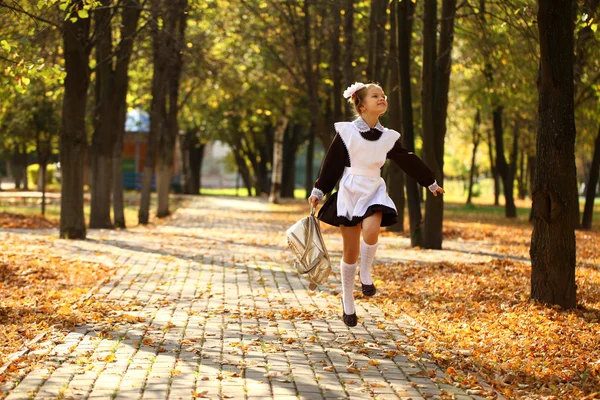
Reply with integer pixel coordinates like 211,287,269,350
0,212,58,229
1,198,599,399
0,196,188,383
0,233,116,380
372,213,600,399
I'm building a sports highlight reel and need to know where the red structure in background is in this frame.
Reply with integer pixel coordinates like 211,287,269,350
122,108,181,190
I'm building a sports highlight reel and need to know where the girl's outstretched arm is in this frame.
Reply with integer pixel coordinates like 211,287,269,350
387,139,443,194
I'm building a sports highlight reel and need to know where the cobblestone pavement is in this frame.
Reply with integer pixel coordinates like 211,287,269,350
1,196,494,400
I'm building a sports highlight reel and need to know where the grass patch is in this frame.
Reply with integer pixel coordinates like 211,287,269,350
200,187,252,196
199,187,309,199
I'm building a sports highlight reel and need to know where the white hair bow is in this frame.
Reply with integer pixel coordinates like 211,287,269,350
343,82,366,99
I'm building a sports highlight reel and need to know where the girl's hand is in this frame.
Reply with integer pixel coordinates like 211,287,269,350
432,186,445,197
308,195,319,208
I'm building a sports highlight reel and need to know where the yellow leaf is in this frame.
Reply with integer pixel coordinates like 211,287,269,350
103,354,116,363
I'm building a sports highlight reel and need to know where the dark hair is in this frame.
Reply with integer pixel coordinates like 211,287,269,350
348,83,382,117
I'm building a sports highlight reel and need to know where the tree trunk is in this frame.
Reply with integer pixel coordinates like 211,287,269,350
191,142,205,195
269,115,290,204
139,159,156,225
330,2,342,124
386,0,404,233
40,162,47,216
530,0,578,309
12,149,22,189
156,162,171,217
112,132,126,228
301,1,330,149
60,2,91,239
282,124,302,198
229,128,260,197
493,107,517,217
248,125,272,196
343,0,355,120
141,0,187,221
398,0,421,246
484,128,499,205
89,155,113,227
36,138,51,216
367,0,379,81
6,158,14,189
422,0,457,249
582,123,600,229
581,159,590,197
305,125,315,198
179,133,189,194
183,129,203,195
140,1,167,224
367,0,388,82
12,146,28,190
90,0,115,229
477,0,502,207
421,0,437,247
156,0,187,218
233,149,253,196
467,110,481,205
508,119,520,210
154,28,174,217
517,147,527,200
156,154,172,217
22,148,28,190
528,155,536,223
113,0,142,229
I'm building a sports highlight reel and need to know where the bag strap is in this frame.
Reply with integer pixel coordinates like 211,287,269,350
299,217,314,262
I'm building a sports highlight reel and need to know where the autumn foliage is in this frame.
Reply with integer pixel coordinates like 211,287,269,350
374,220,600,399
0,212,58,229
0,233,114,381
1,201,600,399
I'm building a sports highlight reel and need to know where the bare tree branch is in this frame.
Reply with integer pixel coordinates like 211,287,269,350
0,0,60,28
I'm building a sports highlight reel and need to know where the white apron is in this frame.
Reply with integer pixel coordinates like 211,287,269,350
334,121,401,221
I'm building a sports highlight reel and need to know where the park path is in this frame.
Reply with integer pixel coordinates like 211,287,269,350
1,196,496,400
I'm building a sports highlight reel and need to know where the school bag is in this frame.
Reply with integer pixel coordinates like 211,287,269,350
285,206,332,290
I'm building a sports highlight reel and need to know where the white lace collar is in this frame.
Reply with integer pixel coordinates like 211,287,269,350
352,117,384,133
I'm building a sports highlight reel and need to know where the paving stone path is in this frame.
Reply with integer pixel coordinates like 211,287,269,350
1,196,496,400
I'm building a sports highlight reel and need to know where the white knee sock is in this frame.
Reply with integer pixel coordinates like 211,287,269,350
360,239,378,285
340,260,357,314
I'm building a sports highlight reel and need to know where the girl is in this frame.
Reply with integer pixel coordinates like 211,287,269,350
308,82,444,327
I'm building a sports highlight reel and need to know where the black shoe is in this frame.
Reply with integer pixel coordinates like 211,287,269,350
359,270,377,297
341,298,357,327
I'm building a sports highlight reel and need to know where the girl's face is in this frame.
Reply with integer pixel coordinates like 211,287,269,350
360,86,388,116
